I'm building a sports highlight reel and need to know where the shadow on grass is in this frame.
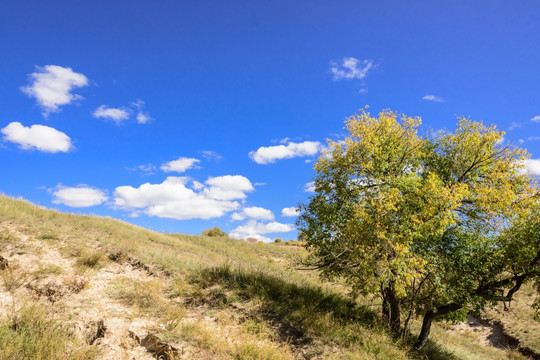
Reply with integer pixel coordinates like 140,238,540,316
405,333,463,360
193,264,466,360
194,264,377,345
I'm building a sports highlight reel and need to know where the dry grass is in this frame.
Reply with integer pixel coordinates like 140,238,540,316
0,195,537,359
0,305,98,360
0,262,28,292
483,283,540,353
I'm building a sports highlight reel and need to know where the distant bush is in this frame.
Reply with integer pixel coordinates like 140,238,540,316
274,238,282,243
202,227,228,237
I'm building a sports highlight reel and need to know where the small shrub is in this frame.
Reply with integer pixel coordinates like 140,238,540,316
202,227,228,237
274,238,282,243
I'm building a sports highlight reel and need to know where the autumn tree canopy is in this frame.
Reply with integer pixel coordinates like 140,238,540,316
298,109,539,348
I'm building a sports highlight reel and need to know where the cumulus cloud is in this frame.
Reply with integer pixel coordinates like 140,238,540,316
113,175,254,220
21,65,88,116
249,141,322,164
281,207,299,217
1,122,72,153
304,182,316,193
422,94,444,102
204,175,254,200
161,157,200,173
531,115,540,123
330,57,374,80
93,105,130,125
523,159,540,176
230,220,295,243
52,185,107,207
231,206,274,221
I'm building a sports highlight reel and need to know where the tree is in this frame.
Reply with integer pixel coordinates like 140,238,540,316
297,109,538,348
201,227,228,237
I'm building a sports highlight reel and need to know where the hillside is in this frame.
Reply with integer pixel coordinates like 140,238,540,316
0,195,535,359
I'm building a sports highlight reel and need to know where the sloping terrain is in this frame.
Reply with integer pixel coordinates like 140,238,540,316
0,195,533,359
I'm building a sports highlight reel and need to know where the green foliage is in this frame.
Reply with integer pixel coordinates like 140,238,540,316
437,308,468,324
298,108,538,346
202,227,228,237
274,238,282,243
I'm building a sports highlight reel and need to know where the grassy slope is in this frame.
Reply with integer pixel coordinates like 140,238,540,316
484,284,540,354
0,195,531,359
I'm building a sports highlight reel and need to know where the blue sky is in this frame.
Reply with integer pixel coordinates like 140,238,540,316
1,1,539,241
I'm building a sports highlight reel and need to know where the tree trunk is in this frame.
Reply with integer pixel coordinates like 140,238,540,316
414,310,435,349
384,286,401,336
381,292,390,324
414,303,462,349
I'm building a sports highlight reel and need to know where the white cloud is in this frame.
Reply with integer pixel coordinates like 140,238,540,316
531,115,540,122
204,175,254,200
136,112,152,124
282,207,299,217
230,220,294,243
528,136,540,141
52,185,107,207
127,164,156,175
93,105,130,125
21,65,88,116
519,139,525,144
200,150,222,162
523,159,540,176
161,157,200,173
131,99,152,124
113,175,254,220
495,135,505,146
1,122,72,153
278,137,290,144
509,122,522,130
422,94,444,102
330,57,374,80
249,140,322,164
304,181,315,193
231,206,274,221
